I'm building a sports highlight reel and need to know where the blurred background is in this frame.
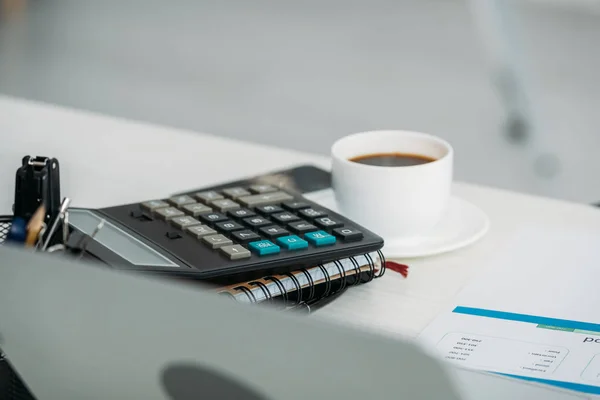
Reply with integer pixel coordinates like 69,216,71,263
0,0,599,202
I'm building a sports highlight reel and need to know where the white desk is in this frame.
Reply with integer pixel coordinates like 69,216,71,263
2,95,599,339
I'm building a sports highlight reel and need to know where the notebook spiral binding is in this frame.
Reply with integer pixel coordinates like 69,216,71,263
224,251,386,312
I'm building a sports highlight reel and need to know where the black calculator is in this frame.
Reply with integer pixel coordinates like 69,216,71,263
67,166,384,283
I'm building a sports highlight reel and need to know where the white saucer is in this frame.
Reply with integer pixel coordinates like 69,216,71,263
303,189,490,259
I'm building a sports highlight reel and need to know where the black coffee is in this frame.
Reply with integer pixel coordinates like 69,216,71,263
349,152,436,167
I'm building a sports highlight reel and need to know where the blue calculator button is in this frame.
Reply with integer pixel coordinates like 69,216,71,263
276,235,309,251
304,230,336,247
248,240,281,256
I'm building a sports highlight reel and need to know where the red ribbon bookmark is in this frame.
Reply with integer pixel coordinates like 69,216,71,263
384,261,409,278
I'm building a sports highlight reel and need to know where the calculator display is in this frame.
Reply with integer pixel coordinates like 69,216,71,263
68,209,179,268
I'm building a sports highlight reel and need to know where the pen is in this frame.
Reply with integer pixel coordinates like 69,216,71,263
25,205,46,247
41,197,70,251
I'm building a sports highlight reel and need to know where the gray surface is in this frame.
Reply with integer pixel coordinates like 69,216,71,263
0,245,462,399
0,245,588,399
1,1,599,201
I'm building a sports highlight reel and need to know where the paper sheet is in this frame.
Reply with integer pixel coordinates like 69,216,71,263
419,226,600,396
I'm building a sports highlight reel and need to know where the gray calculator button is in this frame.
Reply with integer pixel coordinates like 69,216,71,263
249,184,277,194
211,199,241,212
222,187,251,199
202,234,233,249
220,245,251,260
194,191,224,203
170,216,201,229
186,225,216,238
238,191,293,207
167,195,196,206
141,200,169,212
182,203,212,216
155,207,185,220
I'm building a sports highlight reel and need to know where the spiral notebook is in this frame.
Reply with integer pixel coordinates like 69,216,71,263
216,251,386,307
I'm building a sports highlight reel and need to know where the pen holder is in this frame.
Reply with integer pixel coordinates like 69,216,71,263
0,216,13,244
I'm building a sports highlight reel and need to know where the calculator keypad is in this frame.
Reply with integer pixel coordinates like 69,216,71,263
168,195,196,207
259,225,289,239
314,217,344,230
155,207,185,221
222,187,251,199
256,205,284,215
248,240,280,256
171,216,201,229
195,191,223,202
210,199,241,212
135,184,366,261
305,230,337,247
220,244,251,260
215,221,245,233
199,212,229,224
298,208,328,220
182,203,212,217
243,216,271,228
186,225,217,238
282,201,310,211
333,227,363,242
232,230,261,244
248,184,277,194
276,235,308,251
228,208,256,219
271,212,300,224
202,234,233,249
141,200,169,212
238,191,293,207
288,221,318,234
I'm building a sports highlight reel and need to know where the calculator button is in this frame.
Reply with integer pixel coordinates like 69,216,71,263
170,216,201,229
155,207,185,221
141,200,169,212
228,208,256,219
181,203,212,217
220,245,251,260
238,191,294,207
304,230,336,247
271,212,300,224
333,227,364,242
215,221,244,233
315,217,344,230
282,201,311,211
249,184,277,194
202,234,233,249
243,216,271,228
199,212,229,225
186,225,216,238
256,205,284,215
288,221,319,234
232,230,261,244
298,208,328,220
248,240,281,256
276,235,309,251
222,187,251,199
168,195,196,207
259,225,289,239
210,199,241,212
194,191,224,203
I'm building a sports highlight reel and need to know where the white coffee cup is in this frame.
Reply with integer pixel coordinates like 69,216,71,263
331,130,453,240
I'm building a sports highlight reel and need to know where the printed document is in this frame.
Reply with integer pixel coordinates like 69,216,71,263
419,226,600,395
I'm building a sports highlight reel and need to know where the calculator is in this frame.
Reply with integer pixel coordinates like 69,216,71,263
67,166,384,283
